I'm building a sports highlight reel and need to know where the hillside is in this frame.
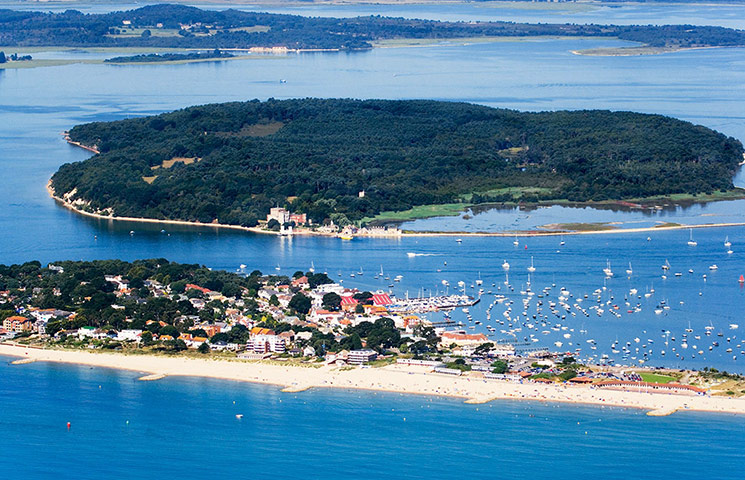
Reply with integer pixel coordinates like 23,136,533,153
51,98,744,227
2,4,745,51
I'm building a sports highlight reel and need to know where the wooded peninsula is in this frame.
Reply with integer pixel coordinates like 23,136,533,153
2,4,745,51
104,49,234,64
51,98,744,228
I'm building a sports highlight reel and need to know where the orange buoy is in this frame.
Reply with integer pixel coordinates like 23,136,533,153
739,274,744,284
67,422,71,429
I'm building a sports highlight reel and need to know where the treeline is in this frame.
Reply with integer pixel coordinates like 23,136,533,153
1,4,745,50
0,259,320,338
0,259,258,332
105,49,234,63
51,99,744,227
0,51,31,63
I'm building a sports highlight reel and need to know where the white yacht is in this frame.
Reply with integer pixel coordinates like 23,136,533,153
527,256,536,273
687,229,697,246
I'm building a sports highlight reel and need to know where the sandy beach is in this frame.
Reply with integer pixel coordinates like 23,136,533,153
3,344,744,415
47,179,745,239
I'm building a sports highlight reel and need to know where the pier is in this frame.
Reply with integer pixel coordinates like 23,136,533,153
387,294,479,313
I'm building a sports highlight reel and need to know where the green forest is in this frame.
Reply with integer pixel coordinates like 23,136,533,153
1,4,744,51
51,99,744,227
0,259,255,335
104,49,234,63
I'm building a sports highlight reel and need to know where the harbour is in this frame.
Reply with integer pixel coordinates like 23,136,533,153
2,2,745,478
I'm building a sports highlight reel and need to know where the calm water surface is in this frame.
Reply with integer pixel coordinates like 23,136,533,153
6,1,745,28
2,31,745,370
1,360,743,480
2,2,745,475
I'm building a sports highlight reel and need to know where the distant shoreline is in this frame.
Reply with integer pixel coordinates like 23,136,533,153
571,44,741,57
48,179,745,238
2,344,744,415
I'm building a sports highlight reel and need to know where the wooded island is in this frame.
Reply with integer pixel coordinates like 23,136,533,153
2,4,745,52
51,98,744,228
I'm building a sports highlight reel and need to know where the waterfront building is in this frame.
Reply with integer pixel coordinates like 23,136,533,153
246,327,286,354
3,316,32,332
348,349,378,365
116,329,143,342
303,345,316,357
440,331,489,346
267,207,290,224
289,213,307,225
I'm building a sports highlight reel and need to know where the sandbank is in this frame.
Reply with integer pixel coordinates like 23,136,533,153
2,344,744,415
572,44,741,57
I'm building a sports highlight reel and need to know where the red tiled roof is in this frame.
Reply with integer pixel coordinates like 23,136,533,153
596,380,705,393
250,327,275,336
372,294,392,306
569,376,593,383
441,331,489,342
186,284,211,294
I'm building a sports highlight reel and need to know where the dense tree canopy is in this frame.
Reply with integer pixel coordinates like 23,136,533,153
0,259,258,333
1,4,744,51
51,98,744,226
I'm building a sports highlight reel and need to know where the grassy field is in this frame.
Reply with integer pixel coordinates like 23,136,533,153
637,189,745,204
152,157,200,170
106,26,270,39
458,186,554,203
363,203,468,224
0,59,98,69
639,372,677,384
574,46,687,57
654,222,682,228
107,28,183,39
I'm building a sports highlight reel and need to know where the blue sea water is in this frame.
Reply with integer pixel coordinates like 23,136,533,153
1,359,744,480
7,1,745,29
1,26,745,371
2,2,745,469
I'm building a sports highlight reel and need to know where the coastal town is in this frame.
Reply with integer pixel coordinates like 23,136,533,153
2,259,743,413
5,2,745,478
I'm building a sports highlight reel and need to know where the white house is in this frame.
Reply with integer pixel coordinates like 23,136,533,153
246,327,286,354
116,329,142,342
303,345,316,357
